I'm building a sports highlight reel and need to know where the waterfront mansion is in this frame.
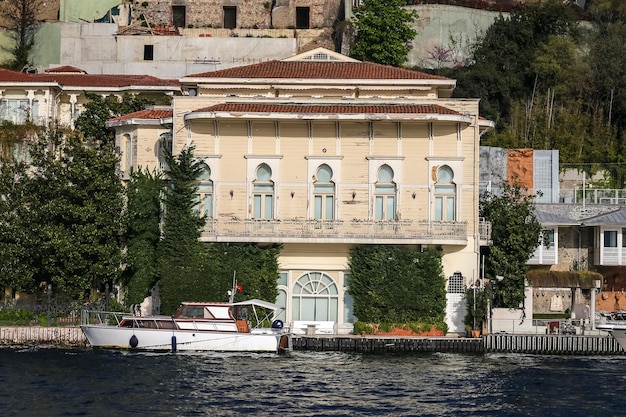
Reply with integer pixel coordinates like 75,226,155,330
106,48,493,334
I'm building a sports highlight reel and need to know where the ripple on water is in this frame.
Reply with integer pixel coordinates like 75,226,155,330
0,348,625,416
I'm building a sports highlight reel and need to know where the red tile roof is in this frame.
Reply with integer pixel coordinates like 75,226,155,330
0,68,39,82
192,103,461,115
109,109,173,122
186,61,450,80
0,67,179,88
31,73,180,88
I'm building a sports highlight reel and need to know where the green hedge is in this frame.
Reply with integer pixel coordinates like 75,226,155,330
348,245,446,324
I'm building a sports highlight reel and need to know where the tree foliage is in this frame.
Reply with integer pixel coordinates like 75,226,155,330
437,0,626,186
350,0,417,67
122,168,164,305
0,0,47,71
449,0,579,127
156,145,213,314
480,182,541,309
348,245,446,324
0,125,125,299
74,93,157,145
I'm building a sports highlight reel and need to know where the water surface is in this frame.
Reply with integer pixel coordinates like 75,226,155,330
0,347,623,416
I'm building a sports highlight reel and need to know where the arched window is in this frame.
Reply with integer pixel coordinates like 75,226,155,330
158,132,172,170
434,165,456,221
375,164,396,221
195,163,213,217
253,163,274,219
292,272,338,322
313,164,335,220
123,133,132,174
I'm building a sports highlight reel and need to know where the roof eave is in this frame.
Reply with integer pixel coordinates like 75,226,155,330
185,112,471,123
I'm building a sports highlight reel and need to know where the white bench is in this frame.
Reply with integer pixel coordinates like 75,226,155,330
292,321,335,335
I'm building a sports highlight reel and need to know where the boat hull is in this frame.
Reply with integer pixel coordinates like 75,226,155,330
81,325,286,352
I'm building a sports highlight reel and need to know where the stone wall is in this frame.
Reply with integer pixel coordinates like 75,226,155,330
129,0,341,30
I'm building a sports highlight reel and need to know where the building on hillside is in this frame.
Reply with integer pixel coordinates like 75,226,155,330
0,66,180,153
107,47,494,334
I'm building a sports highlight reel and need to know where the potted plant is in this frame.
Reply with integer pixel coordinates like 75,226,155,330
464,286,488,337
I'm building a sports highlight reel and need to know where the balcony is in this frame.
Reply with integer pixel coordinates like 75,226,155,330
201,218,475,245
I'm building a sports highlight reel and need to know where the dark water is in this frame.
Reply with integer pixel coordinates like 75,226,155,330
0,348,624,417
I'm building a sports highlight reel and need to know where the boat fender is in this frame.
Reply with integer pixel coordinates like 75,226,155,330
171,335,177,353
129,335,139,348
272,319,284,329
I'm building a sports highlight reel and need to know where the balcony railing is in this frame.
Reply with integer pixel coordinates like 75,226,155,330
482,185,626,206
201,218,475,243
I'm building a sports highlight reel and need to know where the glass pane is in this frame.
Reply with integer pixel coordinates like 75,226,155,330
204,194,213,217
276,290,286,321
378,165,393,182
314,184,334,193
315,298,329,321
278,272,288,286
198,183,213,192
605,231,617,248
317,164,332,182
376,185,395,194
325,195,334,219
192,195,200,214
253,195,261,218
292,297,300,321
386,196,395,220
438,166,453,183
623,229,626,248
445,196,455,221
435,185,455,194
32,100,39,122
253,183,273,192
257,164,272,181
264,195,273,218
343,273,351,287
301,298,316,321
314,195,322,219
375,196,384,220
343,292,354,323
329,298,338,322
435,196,443,221
198,165,211,180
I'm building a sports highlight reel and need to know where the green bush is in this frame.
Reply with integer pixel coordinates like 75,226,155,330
0,308,35,325
348,245,446,324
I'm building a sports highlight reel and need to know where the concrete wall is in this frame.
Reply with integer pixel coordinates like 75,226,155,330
406,5,507,69
32,23,297,78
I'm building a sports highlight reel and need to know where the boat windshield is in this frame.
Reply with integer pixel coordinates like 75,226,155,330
177,305,209,319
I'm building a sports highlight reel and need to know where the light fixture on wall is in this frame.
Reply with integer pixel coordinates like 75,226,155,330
352,191,356,200
229,189,234,199
291,191,295,198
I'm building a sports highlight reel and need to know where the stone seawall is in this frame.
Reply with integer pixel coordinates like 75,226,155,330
0,326,87,347
1,327,624,355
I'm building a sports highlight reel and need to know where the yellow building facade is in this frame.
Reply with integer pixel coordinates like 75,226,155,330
108,48,493,334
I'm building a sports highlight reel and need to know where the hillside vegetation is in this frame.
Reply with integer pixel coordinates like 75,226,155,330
429,0,626,186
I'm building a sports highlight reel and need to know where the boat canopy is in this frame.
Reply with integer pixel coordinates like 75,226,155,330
232,299,283,311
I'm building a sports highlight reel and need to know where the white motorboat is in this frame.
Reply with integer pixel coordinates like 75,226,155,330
596,311,626,350
80,299,291,353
